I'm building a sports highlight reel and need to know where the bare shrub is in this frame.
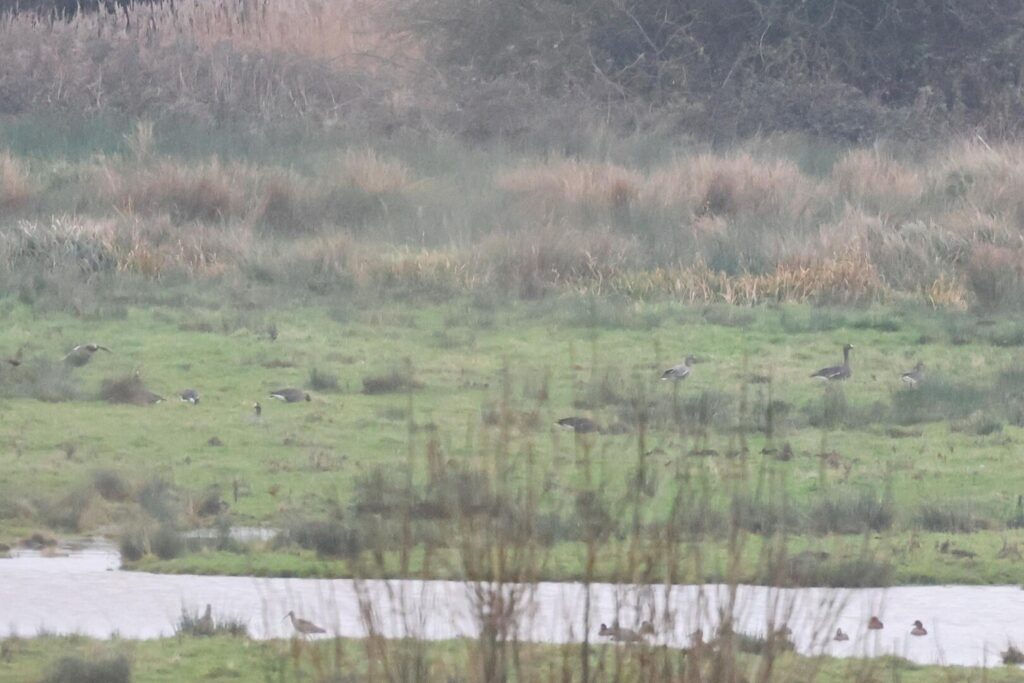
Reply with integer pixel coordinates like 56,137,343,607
832,148,926,216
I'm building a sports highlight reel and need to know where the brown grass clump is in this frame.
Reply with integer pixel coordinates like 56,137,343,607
106,160,243,224
0,152,35,214
965,244,1024,311
340,150,412,195
100,373,163,405
362,370,424,394
253,174,313,235
495,160,643,210
832,149,926,216
936,140,1024,218
646,153,820,221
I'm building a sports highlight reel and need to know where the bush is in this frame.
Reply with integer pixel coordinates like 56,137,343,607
119,525,147,562
42,655,131,683
285,518,360,559
176,606,248,638
137,477,177,522
308,367,340,392
915,501,991,533
150,524,185,560
92,469,130,502
362,370,423,395
966,245,1024,311
811,489,894,535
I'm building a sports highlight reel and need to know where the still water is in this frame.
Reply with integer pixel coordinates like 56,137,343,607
2,539,1021,668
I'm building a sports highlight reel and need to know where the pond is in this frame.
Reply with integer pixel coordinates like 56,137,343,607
2,539,1021,667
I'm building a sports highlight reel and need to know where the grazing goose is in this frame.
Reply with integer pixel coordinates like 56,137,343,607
834,628,850,641
910,620,928,636
270,388,310,403
901,361,925,387
661,355,697,381
63,343,111,367
284,610,325,636
140,390,165,405
868,616,884,630
556,416,600,434
810,344,853,381
180,389,200,405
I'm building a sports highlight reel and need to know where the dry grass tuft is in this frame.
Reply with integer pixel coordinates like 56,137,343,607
0,152,35,213
496,160,643,210
832,148,926,216
340,150,412,195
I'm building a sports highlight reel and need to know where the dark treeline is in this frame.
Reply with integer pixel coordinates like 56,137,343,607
407,0,1024,141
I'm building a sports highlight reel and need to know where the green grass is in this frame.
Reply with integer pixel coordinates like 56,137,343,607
3,293,1024,585
0,633,1020,683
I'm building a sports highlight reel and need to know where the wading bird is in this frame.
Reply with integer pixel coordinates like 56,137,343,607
284,610,326,636
196,604,214,635
811,344,853,381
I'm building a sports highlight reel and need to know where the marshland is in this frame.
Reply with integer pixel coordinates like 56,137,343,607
3,0,1024,681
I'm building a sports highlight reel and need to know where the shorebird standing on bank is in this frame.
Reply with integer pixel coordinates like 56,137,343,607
284,611,326,637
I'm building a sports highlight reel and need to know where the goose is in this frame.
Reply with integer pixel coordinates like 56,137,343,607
270,388,310,403
868,616,884,630
661,355,697,381
180,389,200,405
901,361,925,387
834,628,850,641
253,402,262,417
140,390,165,405
63,344,111,367
810,344,853,381
556,416,599,433
598,621,654,642
196,604,214,635
910,620,928,636
284,610,325,636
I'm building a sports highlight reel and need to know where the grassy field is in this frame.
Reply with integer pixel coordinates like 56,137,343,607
4,292,1024,586
2,633,1022,683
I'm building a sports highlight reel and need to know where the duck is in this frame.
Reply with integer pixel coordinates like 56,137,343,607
269,388,310,403
556,416,599,433
834,628,849,641
901,361,925,387
661,355,696,381
868,616,884,630
810,344,853,381
180,389,200,405
910,620,928,636
63,343,111,367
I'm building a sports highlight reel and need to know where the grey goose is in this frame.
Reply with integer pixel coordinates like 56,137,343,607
270,388,310,403
556,416,600,433
810,344,853,381
64,343,110,367
598,621,655,642
180,389,200,405
901,361,925,387
661,355,696,381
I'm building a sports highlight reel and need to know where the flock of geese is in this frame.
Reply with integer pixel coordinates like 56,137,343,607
556,343,926,433
4,343,314,411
